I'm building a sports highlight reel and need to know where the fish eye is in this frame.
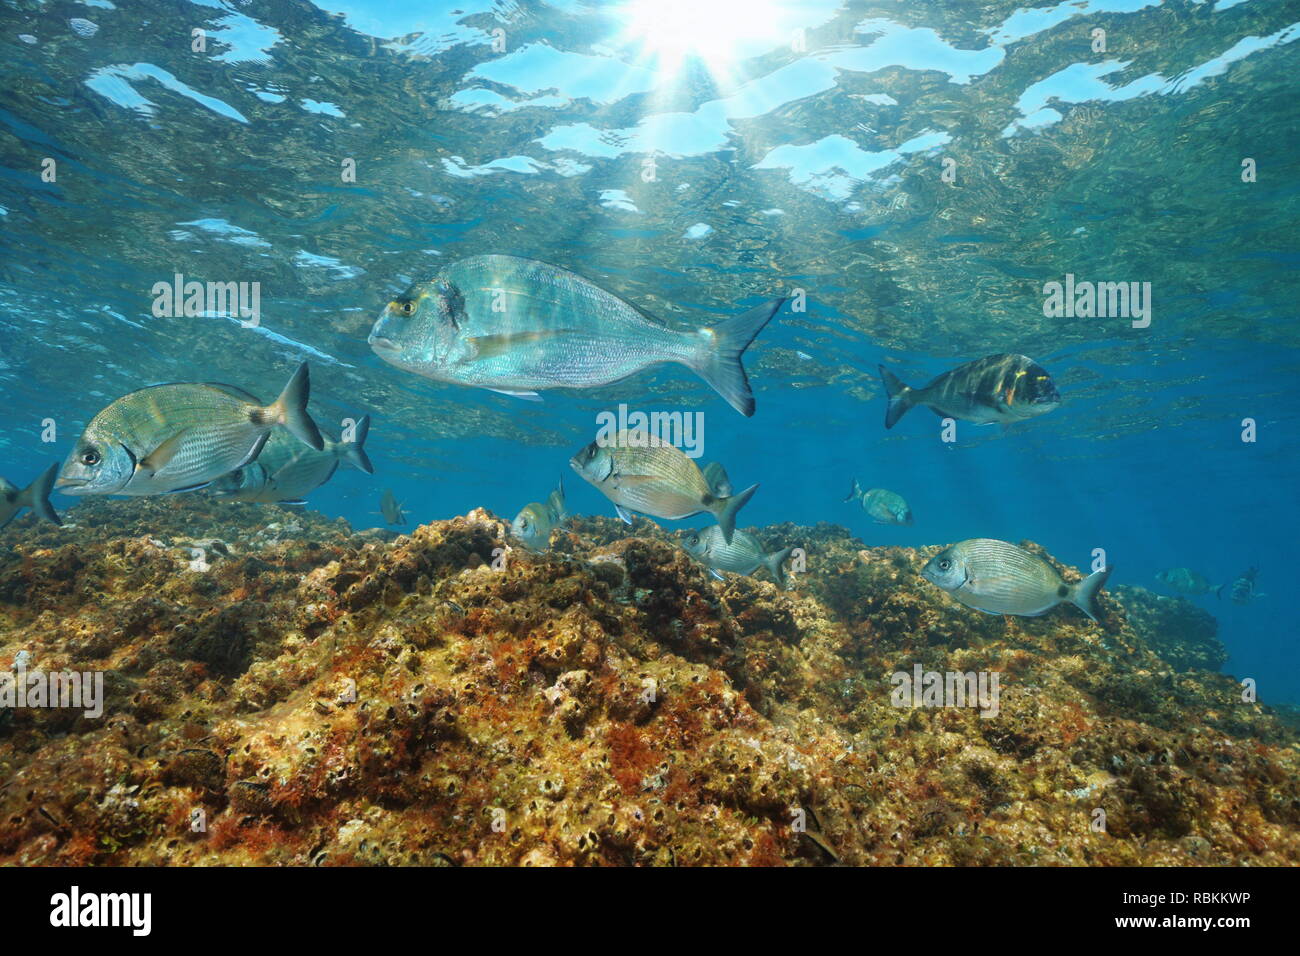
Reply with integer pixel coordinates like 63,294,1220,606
391,300,416,316
81,448,101,466
938,559,952,571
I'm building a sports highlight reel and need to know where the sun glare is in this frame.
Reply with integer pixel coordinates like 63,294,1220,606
617,0,799,82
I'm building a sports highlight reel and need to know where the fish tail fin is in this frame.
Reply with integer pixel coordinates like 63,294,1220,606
1071,565,1113,624
765,546,795,589
552,475,567,521
270,362,324,451
691,297,785,417
337,414,374,474
843,477,863,502
1215,584,1225,600
878,365,916,429
19,463,62,526
712,482,758,545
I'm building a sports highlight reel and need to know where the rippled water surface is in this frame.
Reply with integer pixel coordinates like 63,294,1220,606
1,1,1297,697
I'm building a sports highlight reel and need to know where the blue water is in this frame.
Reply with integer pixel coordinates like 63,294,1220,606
1,1,1298,700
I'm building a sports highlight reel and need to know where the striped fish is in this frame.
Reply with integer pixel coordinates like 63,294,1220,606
878,354,1060,429
57,363,322,497
569,429,756,543
922,538,1111,623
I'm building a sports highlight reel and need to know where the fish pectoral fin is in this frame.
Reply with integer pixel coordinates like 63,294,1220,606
614,504,636,525
485,388,543,402
160,481,212,495
137,430,191,476
609,473,658,485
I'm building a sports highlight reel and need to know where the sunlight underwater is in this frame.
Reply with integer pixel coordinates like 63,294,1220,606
0,0,1296,866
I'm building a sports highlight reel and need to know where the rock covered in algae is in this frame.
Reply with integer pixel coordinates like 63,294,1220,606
0,501,1296,866
1111,585,1227,673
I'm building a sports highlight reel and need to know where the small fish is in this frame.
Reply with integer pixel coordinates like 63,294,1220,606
57,363,322,496
570,429,756,543
680,526,793,588
922,538,1112,623
0,464,62,530
1155,567,1215,596
213,415,373,504
701,461,733,497
511,477,567,552
368,255,785,416
878,354,1060,429
1218,567,1263,605
380,488,407,526
843,478,912,526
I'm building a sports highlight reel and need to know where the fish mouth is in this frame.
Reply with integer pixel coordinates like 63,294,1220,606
54,476,89,492
369,335,400,354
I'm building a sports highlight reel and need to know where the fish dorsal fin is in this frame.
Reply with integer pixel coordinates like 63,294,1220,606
203,382,263,404
138,430,191,476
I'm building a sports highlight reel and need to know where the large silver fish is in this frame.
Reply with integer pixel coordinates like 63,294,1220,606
57,363,322,496
367,255,785,416
680,526,793,589
570,429,756,543
878,354,1060,429
922,538,1111,623
843,478,912,526
510,477,567,552
0,464,61,529
212,415,372,503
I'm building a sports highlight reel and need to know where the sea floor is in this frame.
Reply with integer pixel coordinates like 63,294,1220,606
0,499,1296,865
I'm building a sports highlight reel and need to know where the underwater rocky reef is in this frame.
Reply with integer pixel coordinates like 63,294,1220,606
0,500,1297,866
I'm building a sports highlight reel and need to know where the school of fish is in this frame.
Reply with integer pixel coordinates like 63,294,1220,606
1,254,1260,624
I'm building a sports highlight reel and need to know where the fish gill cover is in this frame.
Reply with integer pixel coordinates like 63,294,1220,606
0,0,1297,870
